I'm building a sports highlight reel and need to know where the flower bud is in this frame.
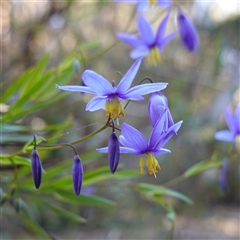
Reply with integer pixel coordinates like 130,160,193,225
108,132,120,174
31,149,42,189
219,158,229,191
73,58,80,73
177,12,199,52
148,92,174,129
72,155,83,196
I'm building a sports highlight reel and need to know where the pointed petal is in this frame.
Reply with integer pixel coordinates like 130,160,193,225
150,148,171,155
137,2,148,11
117,33,144,47
159,31,177,52
156,120,183,148
215,130,234,142
82,70,114,95
96,147,108,153
85,96,107,111
120,123,148,152
138,15,155,46
116,58,142,94
157,0,171,8
122,82,168,100
56,84,96,94
119,147,140,154
155,12,170,45
130,46,149,59
148,111,168,148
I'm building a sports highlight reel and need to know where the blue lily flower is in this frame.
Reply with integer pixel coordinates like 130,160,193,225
148,91,174,128
56,58,168,118
114,0,171,11
97,111,183,176
177,11,199,52
117,14,176,66
215,104,240,150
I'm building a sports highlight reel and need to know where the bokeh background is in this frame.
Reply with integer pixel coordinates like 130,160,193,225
1,1,239,239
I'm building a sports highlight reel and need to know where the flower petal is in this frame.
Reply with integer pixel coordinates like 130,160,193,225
117,33,144,47
138,15,155,46
157,0,171,8
120,147,140,154
122,82,168,100
234,103,240,132
215,130,234,142
130,46,149,59
224,107,235,133
120,123,148,152
159,31,177,52
85,96,107,111
82,70,115,95
150,148,171,155
56,84,96,94
155,12,170,45
116,58,142,94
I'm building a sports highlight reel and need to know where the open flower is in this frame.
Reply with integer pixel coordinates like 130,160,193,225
117,14,176,65
114,0,171,11
97,111,183,176
215,103,240,150
177,11,199,52
148,91,174,128
56,58,168,118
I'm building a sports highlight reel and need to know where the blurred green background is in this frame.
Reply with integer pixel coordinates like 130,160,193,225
1,1,239,239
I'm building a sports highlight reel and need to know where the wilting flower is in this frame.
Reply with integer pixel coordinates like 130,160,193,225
107,132,120,173
114,0,171,11
31,149,42,189
148,91,174,128
117,14,176,65
98,111,183,176
72,155,84,196
56,58,168,118
219,158,229,191
215,103,240,150
177,11,199,52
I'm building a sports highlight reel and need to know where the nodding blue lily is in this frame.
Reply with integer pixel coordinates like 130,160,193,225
177,11,199,52
114,0,171,11
215,103,240,150
72,155,84,196
97,111,183,176
148,91,174,128
56,58,168,119
117,14,176,66
31,149,42,189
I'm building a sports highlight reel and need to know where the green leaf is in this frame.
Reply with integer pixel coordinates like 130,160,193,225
54,190,115,207
1,134,32,143
45,201,86,223
1,123,31,133
135,183,193,205
0,156,31,166
184,160,222,178
18,212,51,239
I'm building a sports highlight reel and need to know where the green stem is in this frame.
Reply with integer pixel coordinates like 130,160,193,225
161,174,186,188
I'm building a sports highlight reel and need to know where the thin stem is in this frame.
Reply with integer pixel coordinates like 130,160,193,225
161,174,186,188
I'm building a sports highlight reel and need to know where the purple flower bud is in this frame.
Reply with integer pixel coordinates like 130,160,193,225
31,150,42,189
148,92,174,129
219,158,229,191
108,132,120,174
72,155,83,196
177,12,199,52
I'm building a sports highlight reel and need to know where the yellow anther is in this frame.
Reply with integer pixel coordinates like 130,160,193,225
148,0,157,4
145,154,161,176
105,98,125,119
146,46,161,66
139,157,145,175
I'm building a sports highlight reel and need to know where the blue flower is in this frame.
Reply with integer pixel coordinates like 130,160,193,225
117,14,176,65
215,104,240,150
177,11,199,52
72,155,84,196
98,111,183,176
31,149,42,189
114,0,171,11
108,132,120,173
148,91,174,128
56,58,168,118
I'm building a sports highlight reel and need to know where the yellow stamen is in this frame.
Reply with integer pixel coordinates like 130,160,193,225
146,46,161,66
236,134,240,151
141,154,161,177
148,0,157,4
105,98,125,119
